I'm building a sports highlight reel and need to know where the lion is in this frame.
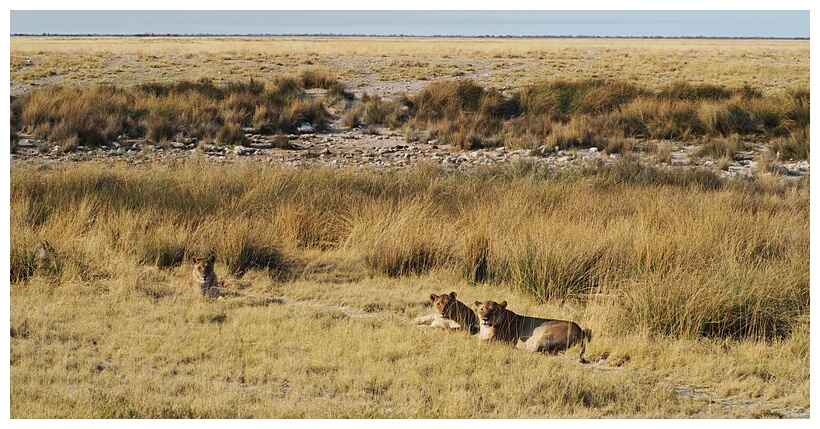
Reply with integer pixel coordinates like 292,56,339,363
413,291,478,334
189,255,221,298
472,300,592,363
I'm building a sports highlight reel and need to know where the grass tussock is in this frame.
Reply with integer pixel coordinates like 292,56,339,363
404,80,516,149
342,92,409,130
770,125,810,161
11,74,339,148
399,79,808,155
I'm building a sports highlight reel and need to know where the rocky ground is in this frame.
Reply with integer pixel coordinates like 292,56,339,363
10,122,810,181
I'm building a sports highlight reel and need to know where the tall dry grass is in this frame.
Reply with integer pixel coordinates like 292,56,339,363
11,159,808,340
396,79,807,156
10,160,809,417
11,73,339,148
11,74,809,161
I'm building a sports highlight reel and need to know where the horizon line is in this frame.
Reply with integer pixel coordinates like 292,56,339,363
9,33,811,40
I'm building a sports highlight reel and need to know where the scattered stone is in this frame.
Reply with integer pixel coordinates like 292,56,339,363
7,125,809,180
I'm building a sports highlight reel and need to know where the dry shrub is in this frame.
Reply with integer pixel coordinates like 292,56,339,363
216,122,247,146
223,92,255,125
598,136,636,155
587,155,723,190
411,80,483,121
436,115,487,150
14,76,337,145
11,131,20,153
650,141,674,164
15,85,134,149
252,104,271,132
517,79,641,119
770,125,809,161
511,240,604,302
274,203,334,249
298,68,338,89
361,95,408,129
409,81,508,148
619,262,807,338
617,98,702,140
324,81,353,106
341,104,364,129
144,117,176,144
545,115,607,149
783,86,810,127
695,135,748,160
658,81,735,101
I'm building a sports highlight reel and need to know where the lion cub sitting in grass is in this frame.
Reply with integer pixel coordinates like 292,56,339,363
413,291,478,334
189,255,221,299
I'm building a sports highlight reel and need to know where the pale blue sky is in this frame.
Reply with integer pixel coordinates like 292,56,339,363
8,10,810,38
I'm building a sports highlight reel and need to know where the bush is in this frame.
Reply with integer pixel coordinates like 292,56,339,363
341,104,363,129
771,126,809,161
216,122,247,146
518,79,641,119
362,97,407,129
411,80,515,122
14,75,338,145
299,68,338,89
145,117,176,144
659,82,734,101
695,135,748,160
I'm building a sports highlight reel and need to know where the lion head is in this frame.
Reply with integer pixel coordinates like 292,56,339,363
430,291,459,318
192,255,216,283
472,300,508,327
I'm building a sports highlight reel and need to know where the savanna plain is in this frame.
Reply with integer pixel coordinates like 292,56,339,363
9,36,810,418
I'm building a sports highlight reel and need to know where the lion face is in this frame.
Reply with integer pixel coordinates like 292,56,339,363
473,300,508,327
430,291,458,317
192,255,216,282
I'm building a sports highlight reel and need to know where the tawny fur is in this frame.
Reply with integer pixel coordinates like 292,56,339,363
473,300,592,363
413,291,478,334
189,255,220,298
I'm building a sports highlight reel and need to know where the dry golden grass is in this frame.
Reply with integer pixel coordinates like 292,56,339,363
8,35,811,419
9,160,809,418
10,36,809,94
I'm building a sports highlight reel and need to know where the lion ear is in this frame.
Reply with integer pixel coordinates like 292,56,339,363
499,301,507,309
207,255,216,263
430,294,437,302
449,291,457,299
191,255,199,263
474,301,482,308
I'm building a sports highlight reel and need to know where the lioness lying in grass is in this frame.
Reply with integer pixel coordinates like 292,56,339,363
413,291,478,334
473,300,592,363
